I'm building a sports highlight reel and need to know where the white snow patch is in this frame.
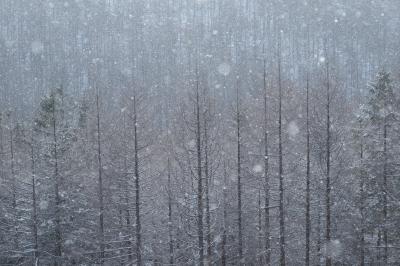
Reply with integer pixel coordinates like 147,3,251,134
379,106,391,117
164,75,171,85
187,139,196,149
39,200,48,210
31,41,44,55
253,164,263,173
210,203,218,211
287,121,299,139
217,62,231,76
5,40,14,48
122,68,132,77
324,239,343,260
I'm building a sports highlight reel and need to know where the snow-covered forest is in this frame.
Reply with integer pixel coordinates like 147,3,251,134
0,0,399,265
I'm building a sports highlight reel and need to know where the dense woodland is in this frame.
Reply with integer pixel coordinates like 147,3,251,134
0,0,400,265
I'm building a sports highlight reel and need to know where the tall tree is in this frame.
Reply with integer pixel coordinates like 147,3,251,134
355,118,366,266
167,158,174,266
29,130,39,265
195,73,204,266
204,95,212,266
221,161,228,266
132,91,142,266
34,88,70,265
95,88,105,264
262,58,271,265
324,44,332,266
305,76,311,266
8,112,18,254
277,38,286,266
236,78,243,264
51,91,62,265
363,71,397,264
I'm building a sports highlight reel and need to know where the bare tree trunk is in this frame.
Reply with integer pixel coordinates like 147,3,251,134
257,190,262,264
278,39,286,266
95,89,105,265
195,76,204,266
377,231,381,263
204,116,212,265
263,58,271,266
383,119,388,265
325,46,332,266
9,118,18,252
167,159,174,266
358,121,365,266
51,94,62,265
236,80,243,265
0,115,3,180
305,76,311,266
221,161,228,266
30,133,39,264
122,112,132,263
317,205,322,265
133,94,142,266
117,159,124,266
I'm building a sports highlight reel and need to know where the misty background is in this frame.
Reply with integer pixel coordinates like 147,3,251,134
0,0,399,265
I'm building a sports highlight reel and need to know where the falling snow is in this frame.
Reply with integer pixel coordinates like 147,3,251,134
0,1,399,265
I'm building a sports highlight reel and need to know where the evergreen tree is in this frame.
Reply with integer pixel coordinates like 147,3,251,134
361,71,399,264
34,87,82,264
